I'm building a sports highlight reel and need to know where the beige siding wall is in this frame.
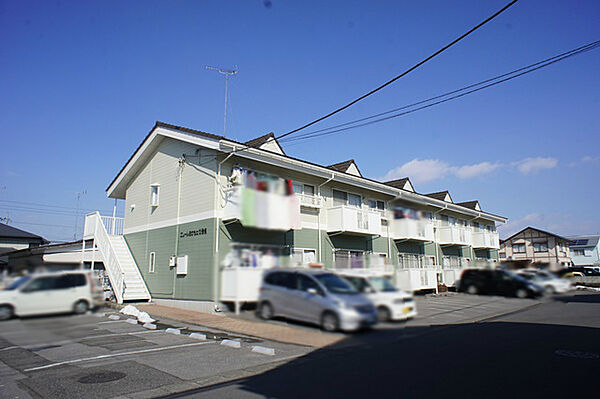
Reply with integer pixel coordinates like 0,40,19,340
124,137,217,232
499,228,571,264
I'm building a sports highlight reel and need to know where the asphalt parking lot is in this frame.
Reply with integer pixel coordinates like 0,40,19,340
0,292,580,398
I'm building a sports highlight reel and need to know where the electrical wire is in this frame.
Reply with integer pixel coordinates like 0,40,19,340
275,0,519,141
280,40,600,142
279,41,600,144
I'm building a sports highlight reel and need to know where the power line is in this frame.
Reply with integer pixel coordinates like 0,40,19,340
275,0,519,141
10,220,74,228
280,40,600,142
279,40,600,144
0,199,113,214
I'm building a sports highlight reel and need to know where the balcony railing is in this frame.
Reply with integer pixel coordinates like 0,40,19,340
327,206,381,236
472,231,500,249
391,219,434,242
436,226,472,246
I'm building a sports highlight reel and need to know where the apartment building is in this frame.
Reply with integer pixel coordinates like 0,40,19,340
498,227,572,269
84,122,506,309
567,235,600,267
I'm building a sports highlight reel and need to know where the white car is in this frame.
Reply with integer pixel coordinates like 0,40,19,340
516,270,572,294
341,273,417,322
0,271,104,320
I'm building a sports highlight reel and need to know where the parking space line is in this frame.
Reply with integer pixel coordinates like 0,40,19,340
20,330,162,350
23,341,216,372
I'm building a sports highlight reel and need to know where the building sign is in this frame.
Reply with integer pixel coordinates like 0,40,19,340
180,228,207,239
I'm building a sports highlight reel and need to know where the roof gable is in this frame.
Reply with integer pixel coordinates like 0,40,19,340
244,133,285,155
383,178,415,192
327,159,362,177
425,191,453,203
502,226,570,243
457,200,481,211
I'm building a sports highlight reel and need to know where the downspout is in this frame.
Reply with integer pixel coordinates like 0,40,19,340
317,173,335,264
432,205,448,294
214,149,236,305
172,156,184,299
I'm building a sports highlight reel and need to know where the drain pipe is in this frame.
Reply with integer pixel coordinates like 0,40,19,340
317,173,335,264
172,156,185,299
213,149,236,306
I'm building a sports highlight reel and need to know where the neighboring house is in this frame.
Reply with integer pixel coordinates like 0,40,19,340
499,227,572,270
83,121,507,307
567,235,600,267
0,223,47,273
6,240,104,272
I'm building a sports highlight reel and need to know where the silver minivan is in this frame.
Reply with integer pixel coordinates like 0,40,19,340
257,269,378,332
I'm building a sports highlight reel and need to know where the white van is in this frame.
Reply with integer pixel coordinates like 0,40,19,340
341,272,417,322
0,271,104,320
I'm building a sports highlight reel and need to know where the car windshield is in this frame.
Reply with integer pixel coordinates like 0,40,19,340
314,273,358,295
504,271,529,283
4,275,32,290
368,276,397,292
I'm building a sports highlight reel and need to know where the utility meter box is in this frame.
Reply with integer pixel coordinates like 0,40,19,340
168,256,176,267
176,255,188,275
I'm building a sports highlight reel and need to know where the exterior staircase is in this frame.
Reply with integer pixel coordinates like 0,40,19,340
83,212,151,304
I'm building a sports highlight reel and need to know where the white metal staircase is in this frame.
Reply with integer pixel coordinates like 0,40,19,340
83,212,151,304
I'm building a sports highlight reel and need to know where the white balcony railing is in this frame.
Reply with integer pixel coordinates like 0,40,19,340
391,219,434,242
327,206,381,236
436,226,472,246
472,231,500,249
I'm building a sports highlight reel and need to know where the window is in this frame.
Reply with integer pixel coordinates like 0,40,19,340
533,241,548,252
150,184,160,207
264,271,296,289
149,252,156,273
56,274,86,289
297,274,322,294
334,250,364,269
22,276,59,293
573,249,585,256
499,252,506,258
304,184,315,196
512,243,526,253
368,200,385,211
332,189,361,208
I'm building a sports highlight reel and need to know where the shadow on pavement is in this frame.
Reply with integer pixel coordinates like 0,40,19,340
553,293,600,304
164,304,600,398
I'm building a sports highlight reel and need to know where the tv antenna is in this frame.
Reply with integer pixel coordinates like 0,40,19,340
206,66,238,137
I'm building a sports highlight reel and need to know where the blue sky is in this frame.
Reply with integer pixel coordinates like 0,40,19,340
1,0,599,242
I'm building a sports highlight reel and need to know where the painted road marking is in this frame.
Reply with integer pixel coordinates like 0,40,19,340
24,341,215,372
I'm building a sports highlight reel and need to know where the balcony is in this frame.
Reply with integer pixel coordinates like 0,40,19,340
327,206,381,236
222,185,301,230
436,226,471,246
391,219,434,242
472,231,500,249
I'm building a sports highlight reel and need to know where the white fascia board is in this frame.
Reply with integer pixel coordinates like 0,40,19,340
219,142,398,197
106,126,221,199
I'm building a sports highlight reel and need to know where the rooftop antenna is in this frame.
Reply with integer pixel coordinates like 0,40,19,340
206,65,238,137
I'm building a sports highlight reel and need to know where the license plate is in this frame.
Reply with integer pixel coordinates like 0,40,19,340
403,307,412,314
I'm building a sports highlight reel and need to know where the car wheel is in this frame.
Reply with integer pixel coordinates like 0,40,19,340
377,306,391,322
516,289,528,299
467,285,478,295
321,311,339,332
73,300,89,315
544,286,556,295
258,302,273,320
0,305,13,321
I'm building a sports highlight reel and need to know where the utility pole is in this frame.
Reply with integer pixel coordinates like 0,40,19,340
74,190,87,240
206,66,238,137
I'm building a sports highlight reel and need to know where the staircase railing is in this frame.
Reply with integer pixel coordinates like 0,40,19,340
84,212,125,304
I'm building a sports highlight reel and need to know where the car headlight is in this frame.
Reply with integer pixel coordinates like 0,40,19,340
334,299,352,309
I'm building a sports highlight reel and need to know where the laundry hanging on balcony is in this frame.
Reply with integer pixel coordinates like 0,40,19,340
232,167,301,230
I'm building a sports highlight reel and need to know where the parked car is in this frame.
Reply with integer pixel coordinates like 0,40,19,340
340,272,417,322
516,270,572,294
258,269,378,332
0,271,104,321
562,271,584,278
457,269,544,298
567,267,600,277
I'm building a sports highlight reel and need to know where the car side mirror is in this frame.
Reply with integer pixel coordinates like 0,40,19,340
307,288,318,295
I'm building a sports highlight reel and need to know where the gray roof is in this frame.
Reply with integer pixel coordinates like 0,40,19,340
425,191,452,202
456,200,480,210
383,178,409,189
0,223,46,242
327,159,356,173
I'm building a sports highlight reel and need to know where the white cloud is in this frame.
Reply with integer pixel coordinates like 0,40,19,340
382,159,500,184
452,162,502,179
513,157,557,174
382,159,450,183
